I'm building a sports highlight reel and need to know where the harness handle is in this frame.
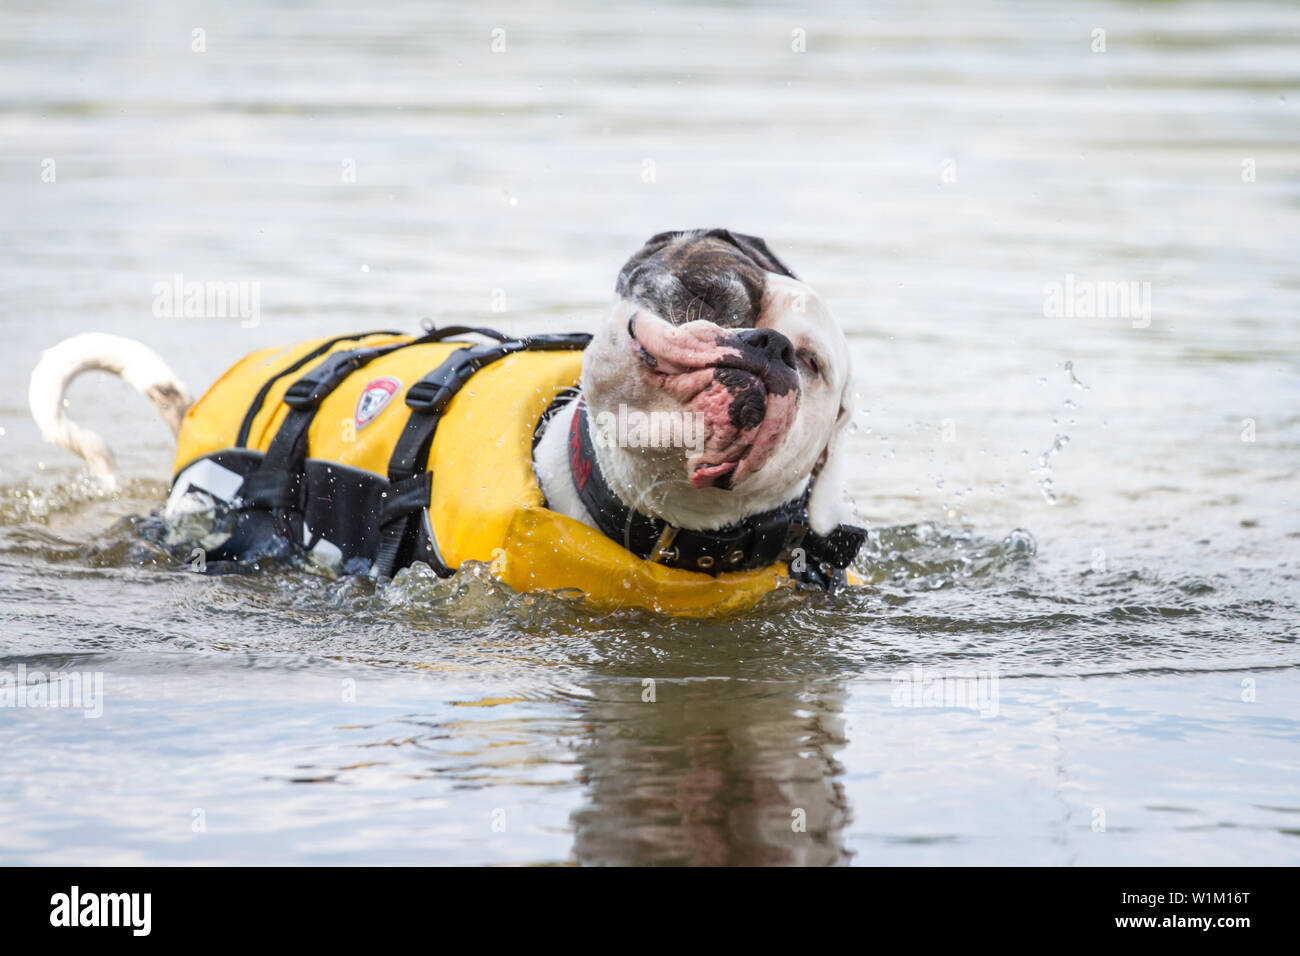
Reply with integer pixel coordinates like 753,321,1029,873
417,322,513,343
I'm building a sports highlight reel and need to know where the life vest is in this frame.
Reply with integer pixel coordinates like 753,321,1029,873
168,327,863,615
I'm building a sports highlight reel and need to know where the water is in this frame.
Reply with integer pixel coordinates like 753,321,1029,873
1,0,1298,865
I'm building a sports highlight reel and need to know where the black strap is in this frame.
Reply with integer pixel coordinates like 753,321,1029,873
236,331,402,447
245,340,414,493
369,472,433,578
223,330,450,562
369,330,592,578
567,399,865,584
235,325,517,447
416,324,513,343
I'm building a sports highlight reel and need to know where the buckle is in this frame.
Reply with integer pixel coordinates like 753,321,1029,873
403,377,453,413
405,343,517,413
649,525,680,564
283,349,377,408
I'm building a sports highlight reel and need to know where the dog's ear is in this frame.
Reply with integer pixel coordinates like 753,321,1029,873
806,375,855,536
700,229,798,280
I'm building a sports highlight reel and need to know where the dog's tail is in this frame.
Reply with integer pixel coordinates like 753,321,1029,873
28,333,192,486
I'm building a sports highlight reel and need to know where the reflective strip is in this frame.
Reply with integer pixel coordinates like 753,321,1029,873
165,457,245,515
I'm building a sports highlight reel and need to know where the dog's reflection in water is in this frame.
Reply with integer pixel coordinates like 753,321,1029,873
570,677,851,865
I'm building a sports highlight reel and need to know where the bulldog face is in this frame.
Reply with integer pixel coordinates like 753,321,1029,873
582,229,854,531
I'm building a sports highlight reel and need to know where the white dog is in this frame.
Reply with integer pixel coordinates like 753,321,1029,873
30,228,861,599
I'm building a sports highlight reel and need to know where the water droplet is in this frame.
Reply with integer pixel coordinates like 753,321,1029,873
1064,360,1089,390
1033,434,1070,505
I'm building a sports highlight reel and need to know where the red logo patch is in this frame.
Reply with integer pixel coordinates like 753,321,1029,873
355,377,401,430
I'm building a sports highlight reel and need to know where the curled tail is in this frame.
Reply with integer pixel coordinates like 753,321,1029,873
28,333,192,486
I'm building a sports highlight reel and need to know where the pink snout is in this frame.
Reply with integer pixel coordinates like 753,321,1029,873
629,316,801,488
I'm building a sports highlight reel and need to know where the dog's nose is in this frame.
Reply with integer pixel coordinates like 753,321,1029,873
735,328,797,371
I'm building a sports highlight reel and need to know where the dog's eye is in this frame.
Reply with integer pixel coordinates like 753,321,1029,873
796,350,822,378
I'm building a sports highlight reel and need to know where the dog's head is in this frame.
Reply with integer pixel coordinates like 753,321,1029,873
582,228,854,533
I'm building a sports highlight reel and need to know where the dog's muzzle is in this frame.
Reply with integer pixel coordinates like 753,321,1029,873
628,315,802,488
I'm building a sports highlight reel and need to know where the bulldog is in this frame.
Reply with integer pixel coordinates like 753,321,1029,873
29,228,860,595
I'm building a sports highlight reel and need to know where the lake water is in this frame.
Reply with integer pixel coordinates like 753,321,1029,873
0,0,1297,865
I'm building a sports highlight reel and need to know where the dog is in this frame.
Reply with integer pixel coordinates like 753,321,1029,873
29,228,860,606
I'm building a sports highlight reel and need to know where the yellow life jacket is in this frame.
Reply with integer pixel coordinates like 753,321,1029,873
168,328,830,615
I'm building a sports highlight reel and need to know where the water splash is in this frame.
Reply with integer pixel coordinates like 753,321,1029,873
0,473,163,527
1035,434,1070,505
856,522,1036,590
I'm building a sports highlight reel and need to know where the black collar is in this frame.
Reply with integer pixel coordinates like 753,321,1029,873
565,398,864,583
